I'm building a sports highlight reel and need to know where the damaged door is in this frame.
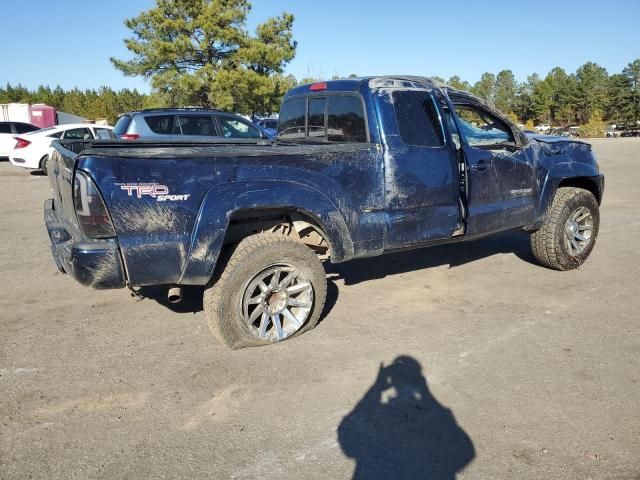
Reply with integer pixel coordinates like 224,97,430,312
451,99,536,235
376,89,462,247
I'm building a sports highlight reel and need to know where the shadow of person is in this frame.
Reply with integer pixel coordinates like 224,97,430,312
338,356,475,479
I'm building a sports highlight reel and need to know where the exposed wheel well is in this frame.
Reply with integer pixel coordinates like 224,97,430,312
222,208,332,259
558,177,601,204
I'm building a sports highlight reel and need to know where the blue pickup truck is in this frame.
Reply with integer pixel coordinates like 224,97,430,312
45,76,604,349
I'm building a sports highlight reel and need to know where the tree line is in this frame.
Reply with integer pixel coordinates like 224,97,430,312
3,58,638,130
441,59,640,129
0,84,150,124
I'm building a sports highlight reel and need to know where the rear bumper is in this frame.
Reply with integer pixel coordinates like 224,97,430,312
10,152,39,169
44,198,126,289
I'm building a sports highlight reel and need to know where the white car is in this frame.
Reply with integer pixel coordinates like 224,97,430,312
9,123,114,174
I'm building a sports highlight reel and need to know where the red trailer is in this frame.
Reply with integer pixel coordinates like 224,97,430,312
29,104,57,128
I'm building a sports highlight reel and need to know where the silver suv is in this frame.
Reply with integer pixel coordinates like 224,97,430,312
113,108,269,141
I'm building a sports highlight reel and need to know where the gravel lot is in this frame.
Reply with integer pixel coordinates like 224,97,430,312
1,139,639,479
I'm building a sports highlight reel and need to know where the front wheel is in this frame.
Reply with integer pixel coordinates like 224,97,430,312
530,187,600,270
204,233,327,349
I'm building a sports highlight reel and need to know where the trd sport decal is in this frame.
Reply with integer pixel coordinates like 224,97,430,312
119,183,191,202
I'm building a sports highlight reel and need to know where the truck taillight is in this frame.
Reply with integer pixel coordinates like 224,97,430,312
73,171,116,238
310,82,327,91
121,133,139,140
14,137,31,149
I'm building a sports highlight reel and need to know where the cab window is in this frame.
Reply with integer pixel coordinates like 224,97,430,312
453,104,514,147
308,97,327,138
278,98,306,139
327,96,367,143
277,94,367,143
393,91,444,147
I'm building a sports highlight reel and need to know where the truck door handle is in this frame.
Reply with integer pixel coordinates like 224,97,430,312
470,159,492,171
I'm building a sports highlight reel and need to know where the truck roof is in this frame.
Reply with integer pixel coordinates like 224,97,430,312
285,75,452,98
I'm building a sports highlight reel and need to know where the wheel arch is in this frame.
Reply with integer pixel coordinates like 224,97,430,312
178,180,355,285
222,206,336,257
557,176,603,204
532,164,603,230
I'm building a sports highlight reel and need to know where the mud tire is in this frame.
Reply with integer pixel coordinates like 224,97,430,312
530,187,600,270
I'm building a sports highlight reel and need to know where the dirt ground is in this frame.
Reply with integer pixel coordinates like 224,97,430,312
1,139,639,479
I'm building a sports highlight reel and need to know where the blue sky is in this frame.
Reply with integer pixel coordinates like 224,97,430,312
1,0,638,92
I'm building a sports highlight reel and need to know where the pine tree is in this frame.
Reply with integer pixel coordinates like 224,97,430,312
622,59,640,125
111,0,296,116
494,70,517,114
471,73,496,103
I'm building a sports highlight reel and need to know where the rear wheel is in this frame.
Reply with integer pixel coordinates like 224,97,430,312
204,233,327,349
530,187,600,270
39,155,49,175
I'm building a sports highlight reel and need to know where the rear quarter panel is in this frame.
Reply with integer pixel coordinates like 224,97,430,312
80,142,384,286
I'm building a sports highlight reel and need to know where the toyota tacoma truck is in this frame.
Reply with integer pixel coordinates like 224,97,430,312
44,76,604,349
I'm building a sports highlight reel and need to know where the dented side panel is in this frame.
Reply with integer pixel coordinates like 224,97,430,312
531,141,602,228
372,87,461,247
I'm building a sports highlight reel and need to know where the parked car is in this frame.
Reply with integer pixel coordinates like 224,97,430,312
9,123,114,174
256,118,278,138
548,127,580,138
45,76,604,349
620,129,640,137
535,123,551,132
113,108,271,141
0,121,39,158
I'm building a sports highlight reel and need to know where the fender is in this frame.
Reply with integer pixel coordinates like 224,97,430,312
179,180,355,285
534,161,603,228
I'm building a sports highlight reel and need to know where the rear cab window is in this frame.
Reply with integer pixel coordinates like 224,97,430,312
278,99,306,139
277,94,368,143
